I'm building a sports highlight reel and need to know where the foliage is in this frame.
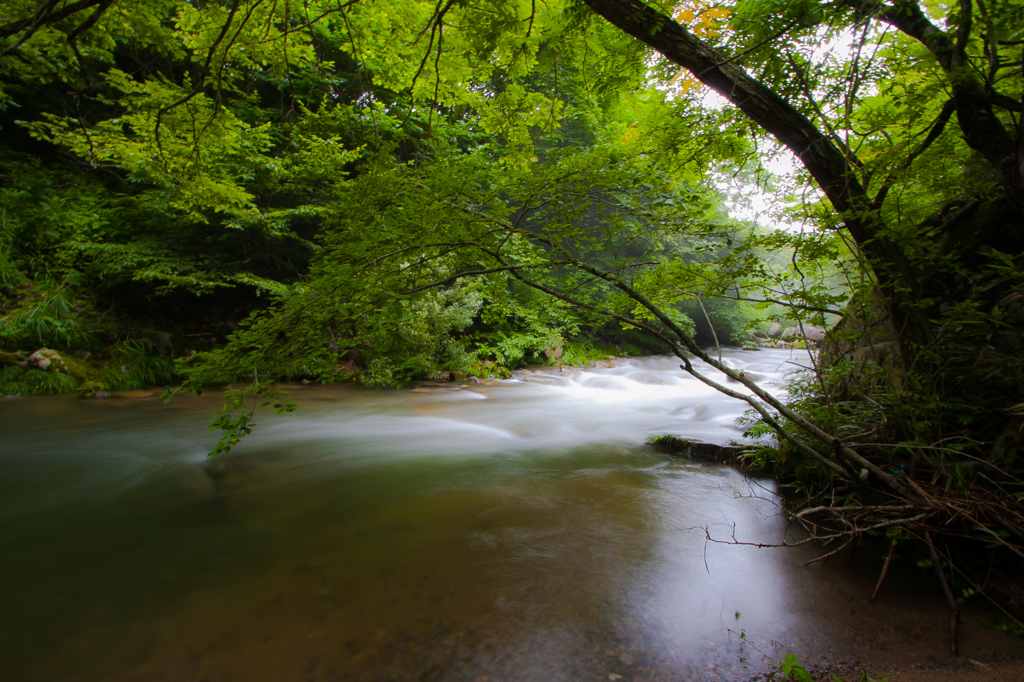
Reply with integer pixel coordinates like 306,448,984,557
0,285,100,351
0,364,79,395
645,433,696,450
770,653,813,682
357,286,482,386
197,378,297,457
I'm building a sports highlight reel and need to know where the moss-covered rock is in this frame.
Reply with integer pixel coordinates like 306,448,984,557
644,434,759,466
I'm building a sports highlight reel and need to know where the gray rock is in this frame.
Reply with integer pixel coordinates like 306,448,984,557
851,341,896,365
28,348,67,372
518,374,569,386
781,324,827,342
141,330,172,356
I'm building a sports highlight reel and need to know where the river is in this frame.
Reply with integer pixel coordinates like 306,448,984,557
0,349,1018,681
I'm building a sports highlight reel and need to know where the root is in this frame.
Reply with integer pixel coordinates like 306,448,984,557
870,541,896,603
925,531,960,657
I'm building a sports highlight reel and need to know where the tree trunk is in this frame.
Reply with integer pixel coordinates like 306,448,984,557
580,0,933,361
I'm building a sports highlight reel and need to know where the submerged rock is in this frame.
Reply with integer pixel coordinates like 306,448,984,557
631,373,666,385
580,376,628,391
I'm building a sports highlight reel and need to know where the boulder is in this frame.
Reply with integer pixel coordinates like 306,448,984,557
767,321,784,338
645,434,759,466
544,344,563,361
28,348,69,372
781,325,827,342
147,330,172,357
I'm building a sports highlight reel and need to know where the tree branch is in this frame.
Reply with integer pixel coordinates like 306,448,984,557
841,0,1015,173
721,290,844,316
0,0,106,41
873,98,957,209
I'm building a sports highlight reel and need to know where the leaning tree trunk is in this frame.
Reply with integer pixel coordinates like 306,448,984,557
579,0,1022,370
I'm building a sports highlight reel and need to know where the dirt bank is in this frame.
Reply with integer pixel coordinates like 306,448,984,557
793,658,1024,681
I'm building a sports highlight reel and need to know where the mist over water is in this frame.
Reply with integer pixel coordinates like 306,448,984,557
0,349,1015,681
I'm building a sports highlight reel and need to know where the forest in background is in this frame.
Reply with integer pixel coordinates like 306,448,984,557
1,0,1023,653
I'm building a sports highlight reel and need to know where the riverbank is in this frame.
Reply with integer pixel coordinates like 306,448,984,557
807,658,1024,681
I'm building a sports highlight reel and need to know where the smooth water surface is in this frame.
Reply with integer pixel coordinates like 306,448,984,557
0,350,1018,681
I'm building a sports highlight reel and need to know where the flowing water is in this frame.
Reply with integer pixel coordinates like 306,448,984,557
0,349,1019,681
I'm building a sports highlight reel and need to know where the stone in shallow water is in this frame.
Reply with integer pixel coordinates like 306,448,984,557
517,374,569,387
580,376,628,391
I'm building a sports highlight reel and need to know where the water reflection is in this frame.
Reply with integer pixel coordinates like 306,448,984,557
0,350,1017,681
